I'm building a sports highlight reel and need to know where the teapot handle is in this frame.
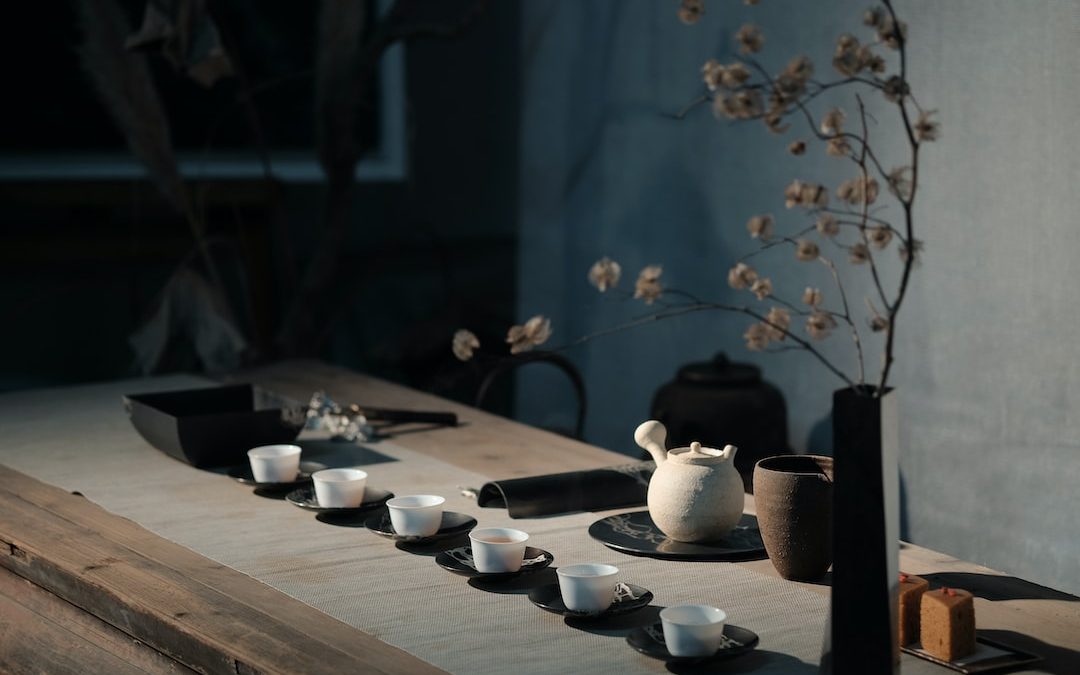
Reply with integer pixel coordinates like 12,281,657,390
634,420,668,465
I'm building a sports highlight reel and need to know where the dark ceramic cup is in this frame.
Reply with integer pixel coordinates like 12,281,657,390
753,455,834,581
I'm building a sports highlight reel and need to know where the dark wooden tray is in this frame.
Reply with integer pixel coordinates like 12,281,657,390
901,635,1042,673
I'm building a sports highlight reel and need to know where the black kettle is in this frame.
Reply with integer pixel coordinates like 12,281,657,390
649,353,790,492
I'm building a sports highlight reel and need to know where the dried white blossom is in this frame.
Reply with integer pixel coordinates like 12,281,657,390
788,140,807,156
751,277,773,300
836,33,859,52
506,315,552,354
878,16,907,50
832,34,863,76
849,241,870,264
833,35,882,77
785,180,829,209
866,51,886,73
882,75,910,102
744,322,770,351
795,239,820,261
702,59,724,91
727,262,759,289
588,257,622,291
836,176,879,205
783,55,814,82
802,286,823,307
869,315,890,332
763,110,790,134
816,213,840,237
826,137,852,157
868,225,893,249
704,61,751,91
863,6,885,28
714,90,764,120
678,0,704,25
634,265,664,304
452,329,480,362
887,166,913,200
820,108,846,136
806,310,838,340
764,307,791,340
747,214,775,240
736,24,765,54
914,110,940,142
770,56,813,107
899,238,924,264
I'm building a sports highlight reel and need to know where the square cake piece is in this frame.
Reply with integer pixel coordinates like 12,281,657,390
920,587,976,661
898,573,929,645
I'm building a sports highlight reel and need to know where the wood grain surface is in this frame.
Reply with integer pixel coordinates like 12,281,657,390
0,463,447,675
1,360,1076,674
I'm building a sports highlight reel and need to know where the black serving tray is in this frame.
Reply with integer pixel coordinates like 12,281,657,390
901,635,1042,673
589,511,766,562
124,384,305,469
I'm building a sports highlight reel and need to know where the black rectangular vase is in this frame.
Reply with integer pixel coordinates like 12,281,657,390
822,386,899,675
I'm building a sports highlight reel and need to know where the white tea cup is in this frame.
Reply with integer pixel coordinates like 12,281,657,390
468,527,529,573
557,563,620,613
247,444,301,483
312,468,368,508
387,495,445,537
660,604,728,657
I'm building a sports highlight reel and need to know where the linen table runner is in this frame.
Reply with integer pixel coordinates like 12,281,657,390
0,376,833,674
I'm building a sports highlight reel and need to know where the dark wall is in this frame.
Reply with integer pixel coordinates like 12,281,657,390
0,1,519,411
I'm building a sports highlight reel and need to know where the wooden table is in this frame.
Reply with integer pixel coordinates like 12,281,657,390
1,360,1077,674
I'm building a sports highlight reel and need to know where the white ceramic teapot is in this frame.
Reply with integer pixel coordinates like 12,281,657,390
635,420,745,543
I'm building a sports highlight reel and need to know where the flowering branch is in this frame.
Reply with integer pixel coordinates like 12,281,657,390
450,2,935,399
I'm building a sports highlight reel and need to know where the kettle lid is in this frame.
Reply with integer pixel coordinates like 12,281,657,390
677,352,761,387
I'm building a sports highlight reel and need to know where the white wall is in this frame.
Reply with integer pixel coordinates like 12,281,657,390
516,0,1080,594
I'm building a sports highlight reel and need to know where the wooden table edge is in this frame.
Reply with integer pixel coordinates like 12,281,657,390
0,464,448,675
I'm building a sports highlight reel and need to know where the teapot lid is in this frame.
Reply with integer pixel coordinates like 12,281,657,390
667,441,735,465
677,352,760,387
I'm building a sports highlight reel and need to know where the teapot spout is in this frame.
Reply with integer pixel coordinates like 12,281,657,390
634,420,669,465
721,444,738,461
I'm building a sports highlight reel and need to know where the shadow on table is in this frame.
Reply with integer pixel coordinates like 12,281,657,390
314,509,383,527
468,568,557,595
566,604,816,674
665,650,815,674
295,440,397,468
977,629,1080,675
564,604,661,633
370,421,469,439
394,534,472,555
921,572,1079,602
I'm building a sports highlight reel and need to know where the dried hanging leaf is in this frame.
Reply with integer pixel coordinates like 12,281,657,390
125,0,234,87
77,0,187,212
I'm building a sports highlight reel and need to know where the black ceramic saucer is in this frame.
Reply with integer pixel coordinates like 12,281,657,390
364,510,477,543
435,546,553,580
589,511,766,562
528,582,653,619
227,463,316,491
285,486,394,514
626,622,759,664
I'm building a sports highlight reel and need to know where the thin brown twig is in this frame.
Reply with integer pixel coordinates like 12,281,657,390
738,226,816,262
853,94,892,312
876,0,919,393
819,255,865,384
555,300,855,387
